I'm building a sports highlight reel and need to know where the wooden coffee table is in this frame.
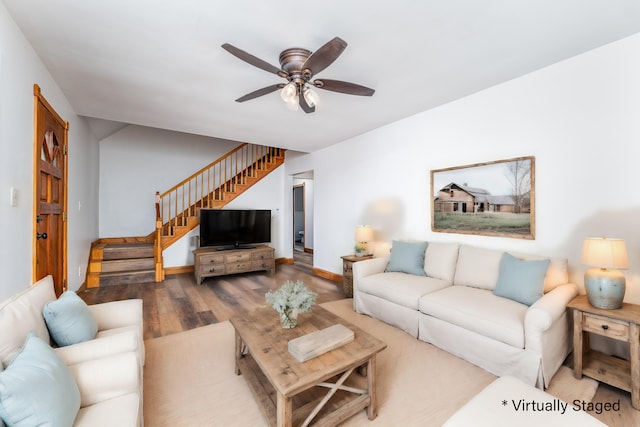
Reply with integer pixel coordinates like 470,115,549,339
230,305,387,427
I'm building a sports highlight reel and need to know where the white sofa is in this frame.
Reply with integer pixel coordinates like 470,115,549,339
353,242,578,388
0,276,144,426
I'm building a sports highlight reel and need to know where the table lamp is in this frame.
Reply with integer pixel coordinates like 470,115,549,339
581,237,629,309
354,225,374,256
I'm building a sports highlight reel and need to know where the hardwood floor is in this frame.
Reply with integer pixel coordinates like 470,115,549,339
79,261,344,340
78,262,639,424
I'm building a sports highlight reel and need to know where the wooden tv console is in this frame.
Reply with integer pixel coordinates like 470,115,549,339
193,245,275,285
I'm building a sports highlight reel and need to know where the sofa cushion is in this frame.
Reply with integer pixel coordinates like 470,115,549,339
0,276,56,367
419,286,527,348
512,252,568,292
74,393,139,427
424,242,459,282
493,253,550,306
359,272,450,310
453,245,504,290
44,291,99,347
0,333,81,427
385,240,428,276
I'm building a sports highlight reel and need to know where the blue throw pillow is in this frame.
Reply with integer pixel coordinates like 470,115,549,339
0,333,81,427
43,290,98,347
385,240,428,276
493,253,550,306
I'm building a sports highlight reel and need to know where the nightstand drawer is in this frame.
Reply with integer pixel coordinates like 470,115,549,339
583,313,629,341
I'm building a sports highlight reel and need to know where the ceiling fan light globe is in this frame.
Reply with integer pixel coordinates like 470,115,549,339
280,82,297,102
303,86,319,108
285,97,299,111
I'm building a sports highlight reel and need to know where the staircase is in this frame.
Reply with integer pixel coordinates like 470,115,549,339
86,143,285,288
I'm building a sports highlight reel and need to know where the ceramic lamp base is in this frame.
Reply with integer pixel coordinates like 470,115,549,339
584,268,626,310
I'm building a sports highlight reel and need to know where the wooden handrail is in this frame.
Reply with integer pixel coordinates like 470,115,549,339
159,143,249,198
155,143,283,236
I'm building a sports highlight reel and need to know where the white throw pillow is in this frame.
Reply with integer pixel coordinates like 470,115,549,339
453,245,504,290
424,242,459,283
0,276,56,367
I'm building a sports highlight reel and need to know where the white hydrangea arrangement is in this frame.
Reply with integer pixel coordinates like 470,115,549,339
265,280,317,328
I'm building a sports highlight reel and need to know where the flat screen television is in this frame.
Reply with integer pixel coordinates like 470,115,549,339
199,209,271,249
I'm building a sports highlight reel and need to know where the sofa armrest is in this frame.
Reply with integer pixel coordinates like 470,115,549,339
88,299,143,331
352,256,388,288
53,329,139,366
525,283,579,333
68,352,140,408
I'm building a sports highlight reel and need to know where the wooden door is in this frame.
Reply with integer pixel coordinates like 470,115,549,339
33,85,68,296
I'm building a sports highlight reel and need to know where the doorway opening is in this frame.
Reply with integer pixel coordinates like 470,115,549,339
292,171,314,269
293,185,305,253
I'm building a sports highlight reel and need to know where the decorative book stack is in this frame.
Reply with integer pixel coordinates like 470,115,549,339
288,324,355,362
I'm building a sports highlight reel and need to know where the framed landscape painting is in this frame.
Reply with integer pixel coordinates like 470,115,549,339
430,156,535,239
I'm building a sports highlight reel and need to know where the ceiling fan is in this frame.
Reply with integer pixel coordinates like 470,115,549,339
221,37,375,113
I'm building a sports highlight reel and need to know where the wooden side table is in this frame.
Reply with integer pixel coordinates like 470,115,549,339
568,295,640,410
341,255,373,298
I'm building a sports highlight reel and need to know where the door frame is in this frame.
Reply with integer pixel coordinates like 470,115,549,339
32,84,68,292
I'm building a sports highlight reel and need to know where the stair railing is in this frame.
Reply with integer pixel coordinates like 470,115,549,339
154,192,164,281
156,143,282,239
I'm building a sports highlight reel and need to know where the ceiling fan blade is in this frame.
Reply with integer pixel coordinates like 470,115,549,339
299,92,315,114
222,43,286,77
302,37,348,76
314,79,375,96
235,84,283,102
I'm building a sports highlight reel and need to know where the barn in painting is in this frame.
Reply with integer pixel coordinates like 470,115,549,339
434,182,529,214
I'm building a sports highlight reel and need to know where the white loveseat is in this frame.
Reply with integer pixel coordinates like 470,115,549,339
0,276,144,426
353,242,578,388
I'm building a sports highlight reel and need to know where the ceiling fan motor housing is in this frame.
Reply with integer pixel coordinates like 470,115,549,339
279,48,313,83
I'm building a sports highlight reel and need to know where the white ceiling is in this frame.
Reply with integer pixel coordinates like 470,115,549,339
4,0,640,152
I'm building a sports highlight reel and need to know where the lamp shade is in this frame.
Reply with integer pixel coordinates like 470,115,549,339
581,237,629,269
354,225,374,242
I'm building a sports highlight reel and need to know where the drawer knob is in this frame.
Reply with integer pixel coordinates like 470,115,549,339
602,324,609,330
209,268,216,272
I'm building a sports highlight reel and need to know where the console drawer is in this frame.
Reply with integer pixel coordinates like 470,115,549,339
199,253,225,265
198,264,225,276
226,253,252,263
252,250,274,261
226,261,252,274
252,260,274,271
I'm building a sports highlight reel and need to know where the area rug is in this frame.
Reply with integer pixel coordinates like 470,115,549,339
143,299,597,426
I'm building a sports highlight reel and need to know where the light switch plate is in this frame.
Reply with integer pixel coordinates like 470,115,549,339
9,187,17,207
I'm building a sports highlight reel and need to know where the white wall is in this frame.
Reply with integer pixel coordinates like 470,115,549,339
286,33,640,305
0,3,100,299
99,125,240,237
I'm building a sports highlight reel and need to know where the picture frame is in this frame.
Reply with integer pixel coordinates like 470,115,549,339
430,156,535,239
